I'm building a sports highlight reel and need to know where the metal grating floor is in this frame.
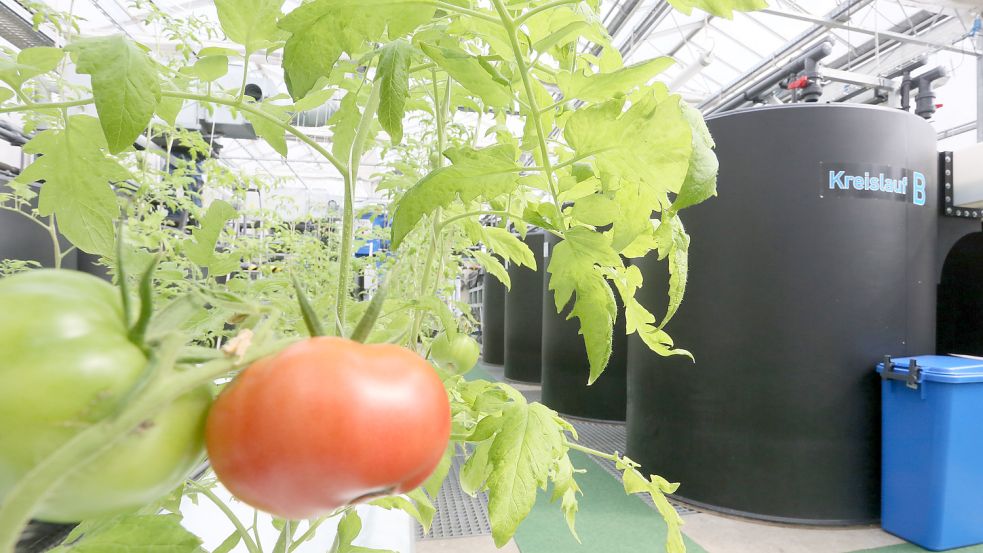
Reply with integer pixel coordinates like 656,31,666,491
417,453,492,539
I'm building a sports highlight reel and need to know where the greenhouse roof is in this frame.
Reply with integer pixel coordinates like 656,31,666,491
1,0,980,202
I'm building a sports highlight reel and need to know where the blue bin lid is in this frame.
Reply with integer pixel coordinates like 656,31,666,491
876,355,983,384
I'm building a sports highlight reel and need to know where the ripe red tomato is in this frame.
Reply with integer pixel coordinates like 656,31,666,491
205,336,451,519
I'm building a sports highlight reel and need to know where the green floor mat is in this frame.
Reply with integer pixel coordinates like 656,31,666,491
854,543,983,553
513,450,707,553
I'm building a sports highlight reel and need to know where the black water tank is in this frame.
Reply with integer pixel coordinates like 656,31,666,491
481,266,506,365
505,231,545,383
627,104,938,524
541,233,628,421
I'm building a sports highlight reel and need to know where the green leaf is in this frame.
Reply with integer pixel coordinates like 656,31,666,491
329,511,397,553
279,0,436,100
0,87,13,103
617,459,686,553
392,144,521,249
16,115,126,255
473,250,510,289
214,0,285,52
0,46,63,91
485,397,566,547
49,514,202,553
671,102,718,211
565,88,692,198
660,215,690,328
460,438,495,495
371,488,436,532
419,43,513,107
668,0,768,18
212,531,240,553
550,455,582,542
67,36,161,154
482,227,535,270
377,39,413,145
329,89,361,161
183,55,229,82
243,101,290,156
185,200,240,276
547,227,621,383
423,444,455,497
558,57,674,102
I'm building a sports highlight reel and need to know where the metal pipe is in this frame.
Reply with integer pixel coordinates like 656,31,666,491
701,0,875,114
716,39,833,112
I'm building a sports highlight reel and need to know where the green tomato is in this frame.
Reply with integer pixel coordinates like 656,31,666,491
0,270,211,523
431,332,480,375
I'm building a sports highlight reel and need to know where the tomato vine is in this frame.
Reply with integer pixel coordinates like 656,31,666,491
0,0,767,551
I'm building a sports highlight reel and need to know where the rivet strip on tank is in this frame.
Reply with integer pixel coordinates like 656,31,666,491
940,152,980,219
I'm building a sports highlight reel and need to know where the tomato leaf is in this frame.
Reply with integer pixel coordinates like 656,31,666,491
547,227,621,384
184,200,240,276
16,115,126,256
212,531,240,553
214,0,285,52
392,144,522,249
671,102,719,212
419,43,513,107
243,101,290,157
617,457,686,553
558,57,674,102
485,394,566,547
67,35,160,154
279,0,435,100
377,40,413,145
0,46,63,91
49,514,202,553
668,0,768,18
481,227,536,271
565,88,692,198
473,250,510,289
330,511,397,553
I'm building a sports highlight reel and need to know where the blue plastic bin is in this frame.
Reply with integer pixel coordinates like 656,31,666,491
877,355,983,551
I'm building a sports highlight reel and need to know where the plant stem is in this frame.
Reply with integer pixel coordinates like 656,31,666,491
490,0,566,225
161,92,348,177
46,216,62,270
188,481,261,553
287,518,327,553
563,440,619,462
429,0,500,23
514,0,584,25
0,97,93,114
335,79,382,336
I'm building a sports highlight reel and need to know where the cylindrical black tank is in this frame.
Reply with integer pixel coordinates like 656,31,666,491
481,266,506,365
541,233,628,421
627,104,939,524
504,231,545,383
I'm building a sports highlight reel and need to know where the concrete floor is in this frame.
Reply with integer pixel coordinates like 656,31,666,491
681,511,903,553
417,536,519,553
416,519,902,553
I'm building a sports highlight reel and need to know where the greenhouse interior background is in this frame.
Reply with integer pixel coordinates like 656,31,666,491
1,0,983,552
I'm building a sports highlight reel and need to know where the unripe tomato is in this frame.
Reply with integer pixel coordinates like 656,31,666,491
431,332,480,374
205,337,451,519
0,270,212,522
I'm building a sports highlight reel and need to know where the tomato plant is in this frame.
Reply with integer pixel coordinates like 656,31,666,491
206,337,451,519
0,270,211,522
0,0,768,551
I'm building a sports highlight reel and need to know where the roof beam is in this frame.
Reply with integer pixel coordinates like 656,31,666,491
759,7,979,56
